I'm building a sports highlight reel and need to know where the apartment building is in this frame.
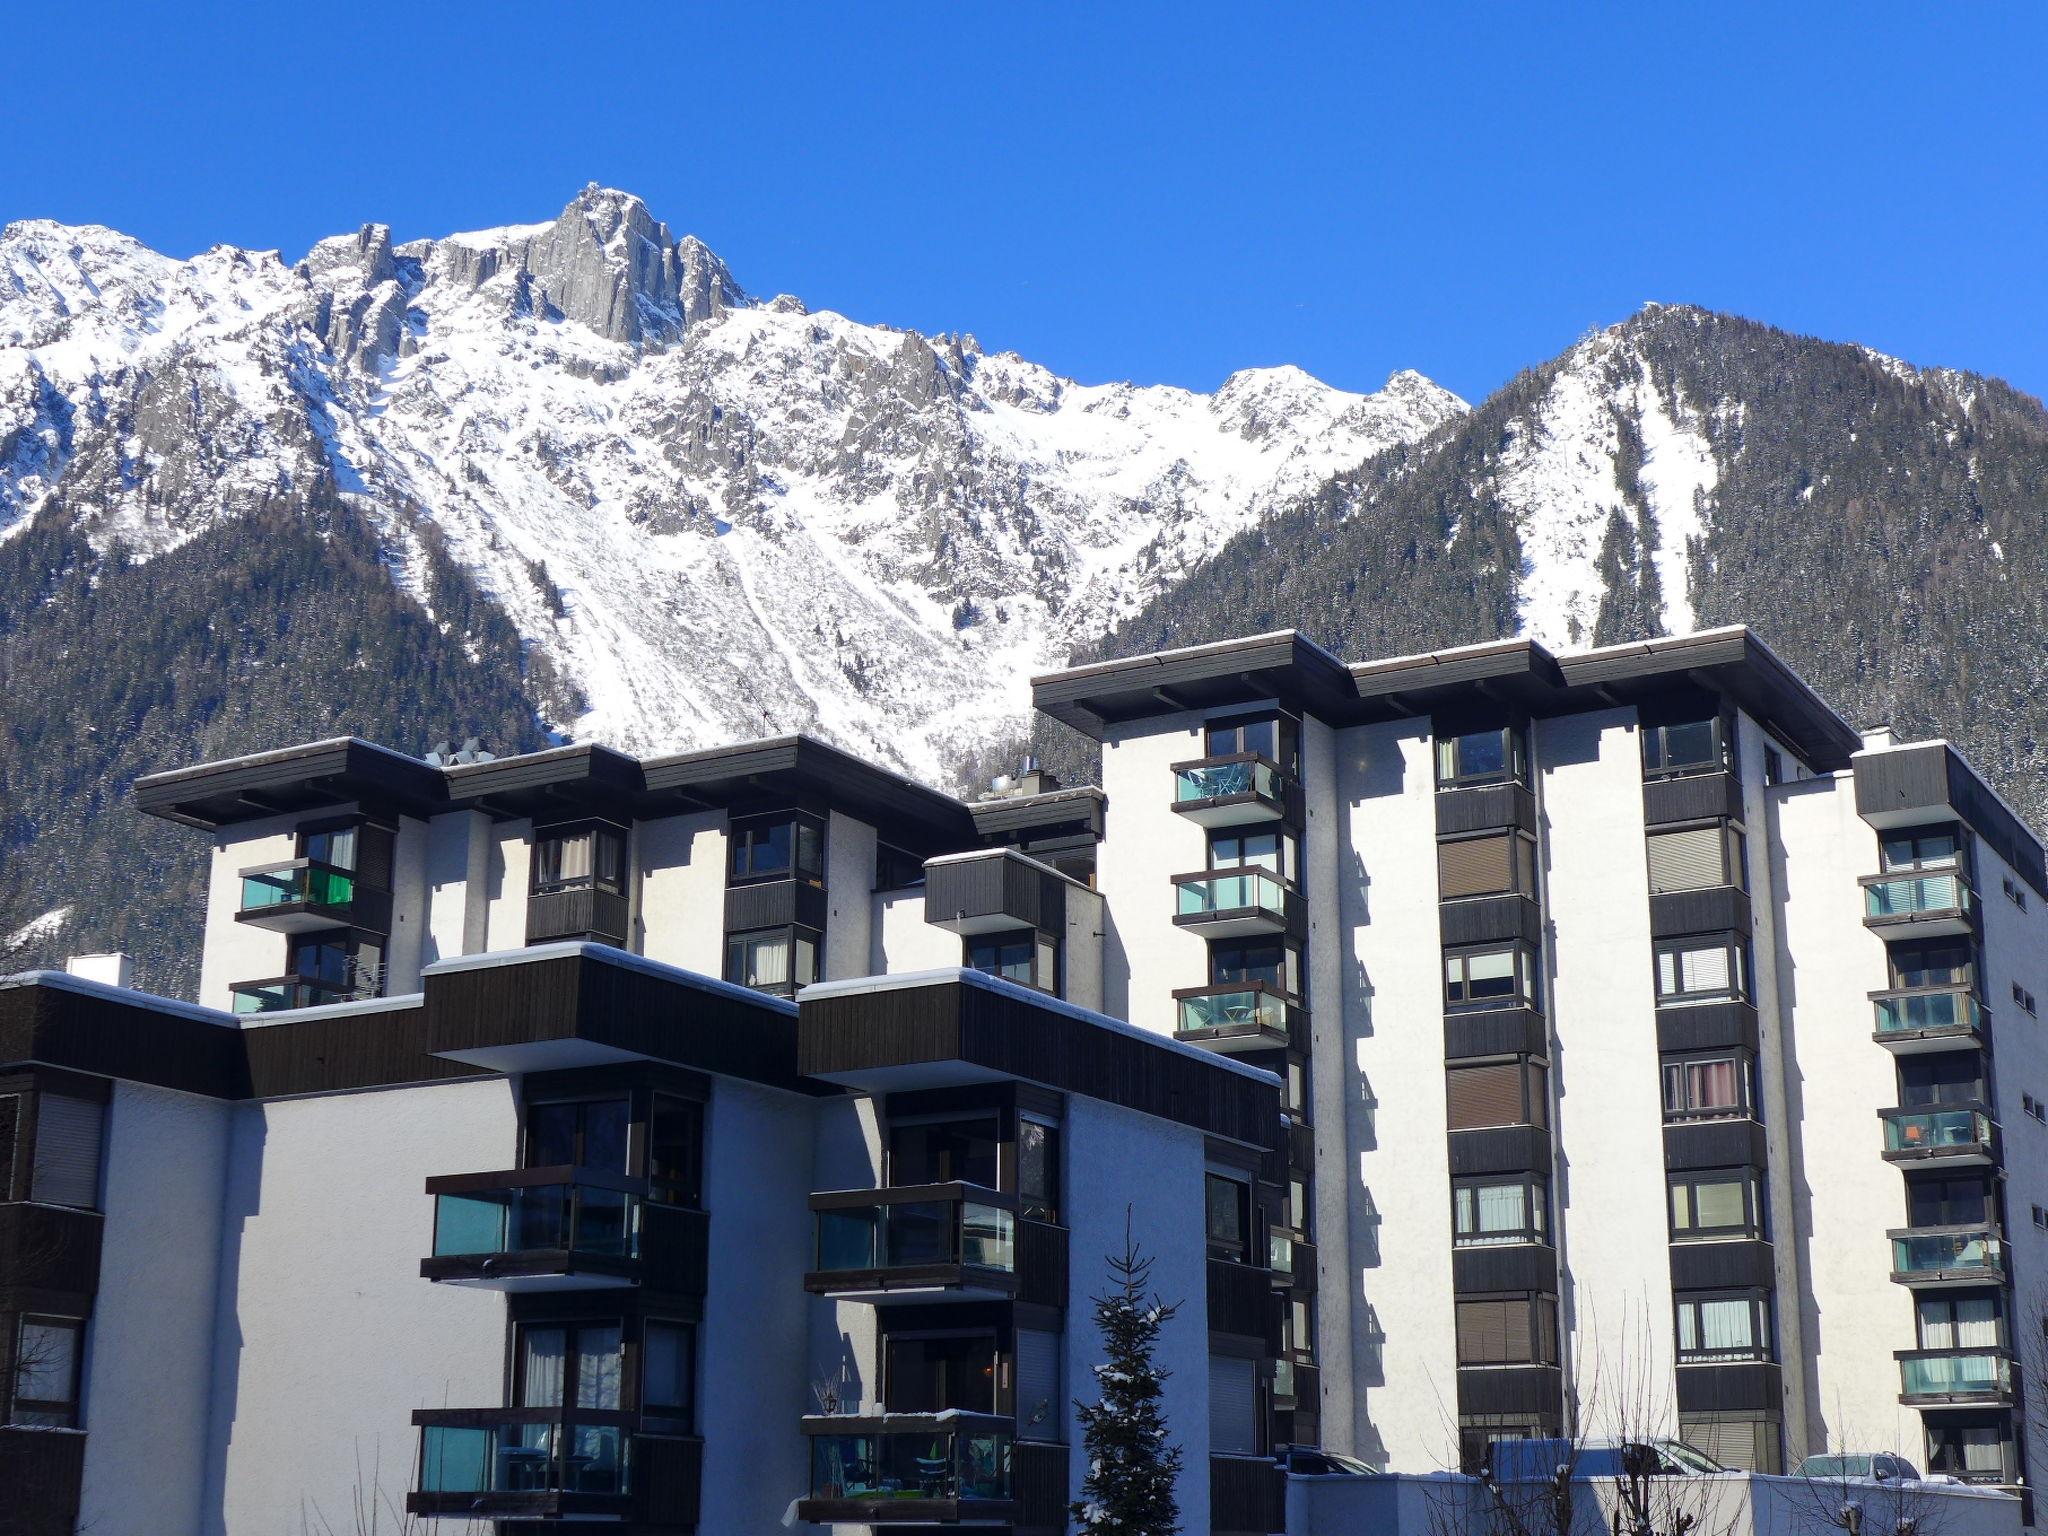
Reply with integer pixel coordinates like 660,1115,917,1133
1,624,2043,1535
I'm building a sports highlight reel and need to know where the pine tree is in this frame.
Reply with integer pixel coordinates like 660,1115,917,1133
1071,1211,1185,1536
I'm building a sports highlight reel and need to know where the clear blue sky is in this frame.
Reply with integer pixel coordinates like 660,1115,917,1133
4,3,2042,406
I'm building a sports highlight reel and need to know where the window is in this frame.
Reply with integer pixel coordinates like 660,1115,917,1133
1206,1172,1253,1263
1655,935,1747,1004
1446,1061,1548,1131
1917,1294,2002,1351
1210,828,1295,879
1890,939,1975,991
890,1117,1000,1188
2035,1205,2047,1231
2003,876,2029,911
1647,824,1746,894
1906,1173,1992,1228
2015,983,2038,1018
1208,1353,1261,1455
724,925,820,994
1925,1419,2010,1481
1669,1170,1762,1240
1016,1329,1063,1442
11,1316,82,1427
0,1094,17,1201
31,1093,103,1210
1763,748,1785,786
1457,1297,1559,1366
1445,944,1539,1011
728,814,825,884
517,1321,624,1410
1018,1119,1060,1224
525,1098,630,1172
1642,717,1728,779
1438,833,1537,900
1435,725,1527,789
1661,1056,1751,1120
965,929,1058,993
1452,1177,1548,1247
1897,1052,1985,1108
1675,1293,1770,1362
1205,714,1293,774
301,822,358,870
532,825,626,896
1211,939,1300,998
647,1095,704,1207
875,843,925,891
288,932,384,998
885,1332,997,1414
641,1320,696,1424
1882,826,1964,873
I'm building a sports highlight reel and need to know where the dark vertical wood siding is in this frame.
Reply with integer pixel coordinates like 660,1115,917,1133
1209,1453,1287,1536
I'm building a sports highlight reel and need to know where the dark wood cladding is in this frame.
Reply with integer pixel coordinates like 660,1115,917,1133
1,982,245,1097
1668,1238,1776,1290
1664,1118,1770,1172
723,878,828,934
426,952,818,1093
0,1424,86,1536
1016,1219,1068,1310
1446,1007,1549,1061
1437,783,1538,836
799,979,1282,1147
1675,1361,1783,1414
1447,1124,1551,1177
641,1205,711,1295
1656,1002,1760,1054
1456,1363,1563,1417
1207,1258,1282,1348
1440,894,1543,947
1014,1440,1070,1533
526,886,630,944
0,1202,102,1309
135,735,446,830
636,1434,704,1529
1453,1242,1558,1296
1856,741,2048,898
1644,771,1745,827
243,1004,484,1098
1650,886,1751,938
926,853,1068,933
1209,1453,1287,1536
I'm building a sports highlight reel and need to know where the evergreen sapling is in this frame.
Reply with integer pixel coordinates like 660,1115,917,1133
1071,1211,1185,1536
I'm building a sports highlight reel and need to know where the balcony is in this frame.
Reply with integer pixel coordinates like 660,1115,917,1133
1897,1350,2015,1406
236,858,388,933
799,1413,1016,1525
806,1184,1028,1301
1861,870,1977,937
1889,1227,2005,1287
420,1168,707,1292
1871,986,1986,1053
1171,869,1299,938
1172,982,1302,1053
410,1409,633,1518
1170,754,1289,827
1880,1106,1998,1167
229,975,359,1013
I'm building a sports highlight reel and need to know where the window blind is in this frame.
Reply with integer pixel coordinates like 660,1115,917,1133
1447,1063,1526,1130
1208,1354,1258,1454
1440,834,1514,898
1456,1300,1533,1364
32,1093,103,1209
1647,827,1726,893
1017,1329,1062,1441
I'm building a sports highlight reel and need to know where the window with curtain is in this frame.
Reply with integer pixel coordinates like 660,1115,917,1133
532,826,625,895
1669,1170,1759,1239
1926,1420,2008,1479
520,1326,568,1407
724,926,820,994
302,823,358,870
1890,939,1976,991
1452,1178,1547,1247
1661,1056,1748,1119
1675,1294,1768,1361
1655,935,1746,1003
1917,1294,2002,1350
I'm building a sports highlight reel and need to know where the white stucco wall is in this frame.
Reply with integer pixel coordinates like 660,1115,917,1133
479,818,532,952
870,889,963,976
420,809,494,972
1337,716,1457,1470
636,808,727,973
78,1081,234,1536
1064,1094,1212,1532
195,814,307,1010
700,1077,819,1531
825,813,879,981
806,1095,883,1418
201,1077,518,1534
1538,707,1675,1428
1095,714,1211,1036
1063,884,1106,1013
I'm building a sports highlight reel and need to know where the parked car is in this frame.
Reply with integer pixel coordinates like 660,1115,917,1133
1276,1447,1379,1476
1791,1453,1922,1483
1488,1437,1726,1482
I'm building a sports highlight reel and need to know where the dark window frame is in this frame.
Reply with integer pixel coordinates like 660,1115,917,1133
1444,942,1541,1012
1654,932,1749,1005
723,923,822,996
10,1313,84,1428
1210,938,1303,1001
881,1326,1003,1416
1017,1117,1061,1225
1674,1290,1773,1363
1881,824,1969,875
1455,1293,1560,1366
1669,1168,1764,1241
727,812,827,887
1642,716,1732,780
1660,1052,1755,1122
1206,1171,1255,1264
1451,1175,1550,1248
513,1317,626,1412
1203,712,1299,778
874,843,926,892
640,1318,698,1427
1435,724,1530,790
531,821,628,897
965,928,1059,994
523,1095,633,1174
1914,1291,2007,1353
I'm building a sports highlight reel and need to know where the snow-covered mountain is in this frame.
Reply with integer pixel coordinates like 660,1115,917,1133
0,184,1464,778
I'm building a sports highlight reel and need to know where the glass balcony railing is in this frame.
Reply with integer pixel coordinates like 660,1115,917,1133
431,1179,640,1260
1873,988,1984,1036
417,1420,629,1496
1890,1230,2003,1277
813,1188,1016,1276
1882,1108,1993,1156
1864,872,1974,922
1176,986,1291,1041
238,859,356,914
1175,870,1288,921
809,1424,1012,1505
1174,758,1281,805
1900,1353,2012,1398
230,977,354,1014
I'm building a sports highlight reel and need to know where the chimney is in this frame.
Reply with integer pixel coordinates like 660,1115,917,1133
1861,725,1896,751
66,952,134,989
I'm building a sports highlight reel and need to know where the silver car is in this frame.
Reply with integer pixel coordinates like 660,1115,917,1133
1792,1453,1922,1483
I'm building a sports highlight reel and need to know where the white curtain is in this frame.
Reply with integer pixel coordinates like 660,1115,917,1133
577,1325,622,1410
521,1328,566,1407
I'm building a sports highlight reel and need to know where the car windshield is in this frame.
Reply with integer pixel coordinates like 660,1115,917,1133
1654,1441,1727,1475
